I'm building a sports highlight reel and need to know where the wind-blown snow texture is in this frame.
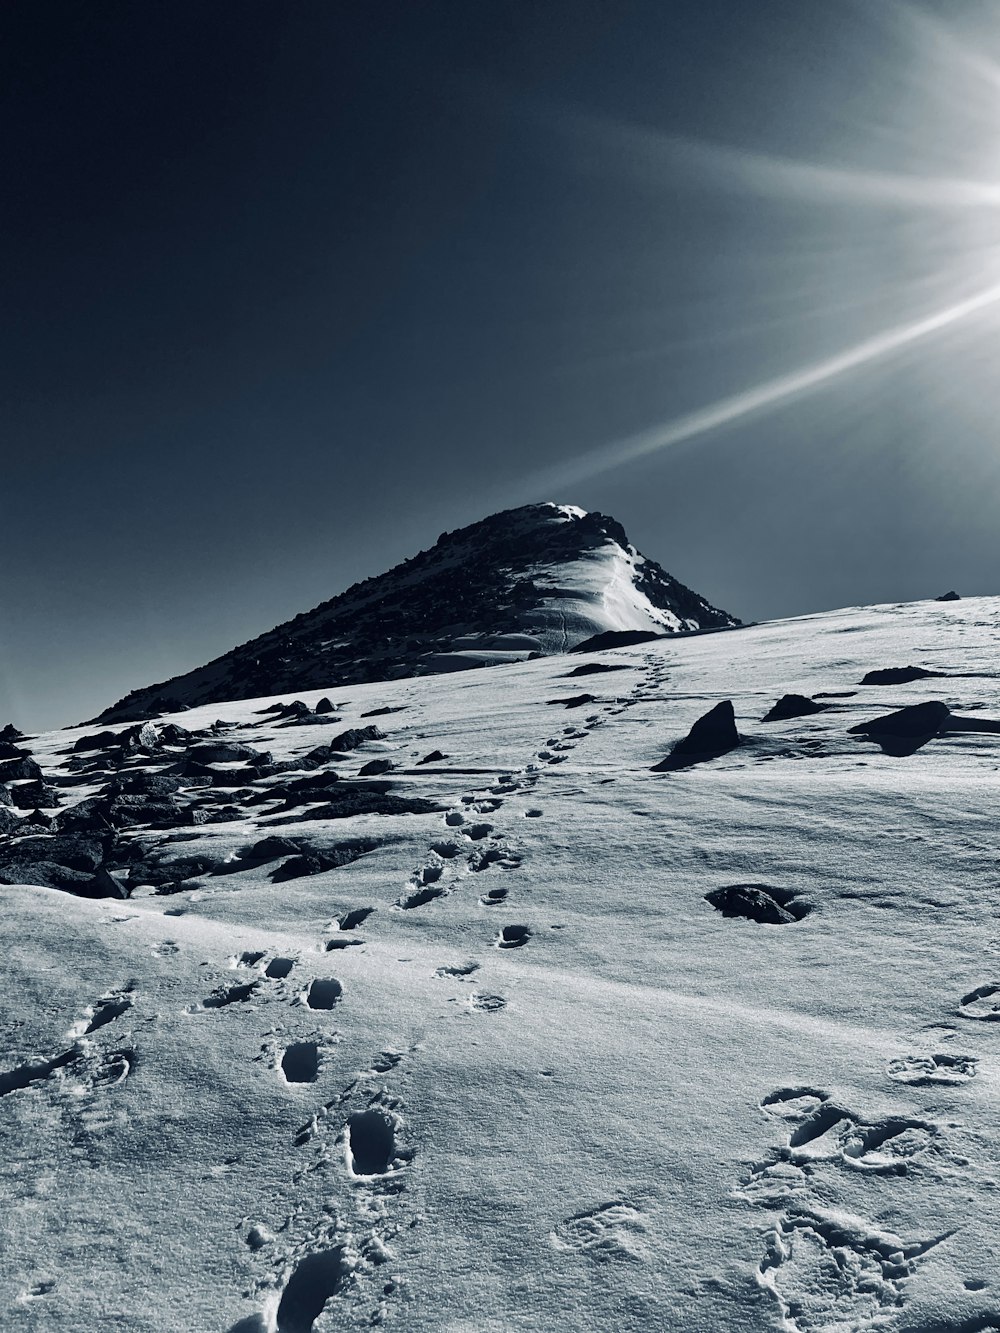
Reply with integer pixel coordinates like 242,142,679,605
93,503,737,723
2,595,1000,1331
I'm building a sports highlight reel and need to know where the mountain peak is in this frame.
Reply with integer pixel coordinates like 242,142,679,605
93,504,738,722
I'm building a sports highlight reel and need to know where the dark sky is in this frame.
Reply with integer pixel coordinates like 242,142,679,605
5,0,1000,729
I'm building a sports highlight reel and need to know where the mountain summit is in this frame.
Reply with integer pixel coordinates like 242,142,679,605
94,502,738,721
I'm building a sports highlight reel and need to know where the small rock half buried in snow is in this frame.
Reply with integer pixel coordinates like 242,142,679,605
761,694,829,722
705,884,813,925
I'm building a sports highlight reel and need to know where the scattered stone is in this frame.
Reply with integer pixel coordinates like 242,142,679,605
848,700,951,755
762,694,829,722
361,705,406,717
860,666,946,685
564,663,629,677
651,700,740,771
9,781,60,810
187,741,271,765
705,884,813,925
242,836,301,863
0,809,22,835
571,629,666,653
546,694,598,709
417,750,447,764
0,756,43,783
358,758,395,776
328,726,387,752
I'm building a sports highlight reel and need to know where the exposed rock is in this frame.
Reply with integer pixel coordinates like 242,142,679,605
417,750,447,764
0,756,43,783
0,860,108,896
110,772,184,797
361,705,406,718
0,742,30,760
5,835,104,872
358,759,396,776
651,701,740,771
848,700,951,755
187,741,271,765
314,697,336,714
704,884,812,925
935,590,961,601
546,693,597,709
761,694,829,722
280,786,443,820
0,809,22,835
564,663,629,677
0,724,25,742
860,666,946,685
9,781,60,809
327,726,387,752
242,836,302,863
571,629,666,654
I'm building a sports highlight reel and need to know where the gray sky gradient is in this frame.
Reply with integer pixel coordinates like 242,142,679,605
4,0,1000,730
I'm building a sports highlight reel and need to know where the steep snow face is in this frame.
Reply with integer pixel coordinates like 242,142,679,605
93,503,738,722
1,594,1000,1331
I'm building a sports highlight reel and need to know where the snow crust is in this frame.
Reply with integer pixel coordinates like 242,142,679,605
2,595,999,1330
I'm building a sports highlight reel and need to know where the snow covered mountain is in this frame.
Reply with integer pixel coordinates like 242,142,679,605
93,502,738,723
2,593,1000,1331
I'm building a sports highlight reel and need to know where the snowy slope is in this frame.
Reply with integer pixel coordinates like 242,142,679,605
2,595,1000,1331
93,503,737,723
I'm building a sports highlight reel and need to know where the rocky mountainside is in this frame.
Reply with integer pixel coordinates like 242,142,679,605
94,503,738,722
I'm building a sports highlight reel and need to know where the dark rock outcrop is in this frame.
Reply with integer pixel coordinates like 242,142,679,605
860,666,946,686
848,701,951,755
762,694,829,722
651,701,740,771
705,884,813,925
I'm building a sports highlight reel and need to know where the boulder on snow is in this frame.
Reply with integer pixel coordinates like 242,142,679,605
571,629,667,654
417,750,447,765
187,741,270,766
0,756,42,783
848,700,951,755
651,701,740,771
327,726,387,753
761,694,829,722
9,780,60,809
358,758,396,776
935,591,961,601
860,666,945,686
705,884,812,925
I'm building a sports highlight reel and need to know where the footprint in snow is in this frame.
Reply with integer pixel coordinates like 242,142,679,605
887,1052,978,1085
551,1201,647,1261
496,924,530,949
304,978,342,1010
434,961,479,978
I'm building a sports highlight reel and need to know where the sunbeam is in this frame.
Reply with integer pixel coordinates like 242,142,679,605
526,277,1000,495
